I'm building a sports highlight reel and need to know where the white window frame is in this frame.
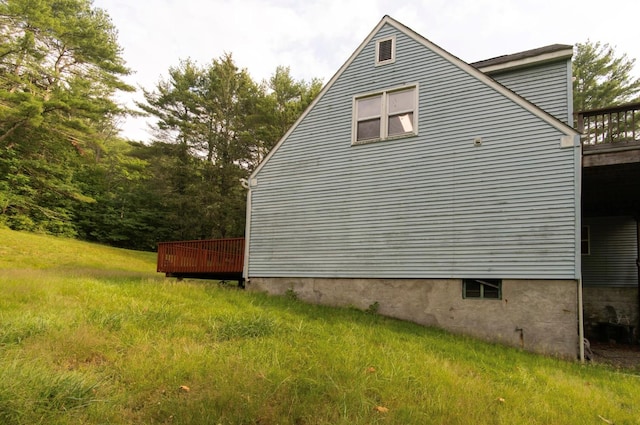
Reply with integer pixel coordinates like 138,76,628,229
352,84,419,145
375,36,396,65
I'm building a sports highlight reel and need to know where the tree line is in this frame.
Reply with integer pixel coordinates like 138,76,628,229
0,0,320,250
1,0,638,251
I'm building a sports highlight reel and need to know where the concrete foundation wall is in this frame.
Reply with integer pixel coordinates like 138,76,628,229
583,286,639,342
247,277,579,358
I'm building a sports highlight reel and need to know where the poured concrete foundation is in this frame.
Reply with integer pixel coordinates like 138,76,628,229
247,277,580,358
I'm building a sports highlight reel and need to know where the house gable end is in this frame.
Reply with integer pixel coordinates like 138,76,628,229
250,16,578,182
247,16,580,281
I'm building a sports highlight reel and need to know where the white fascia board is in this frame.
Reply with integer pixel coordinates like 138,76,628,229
476,49,574,74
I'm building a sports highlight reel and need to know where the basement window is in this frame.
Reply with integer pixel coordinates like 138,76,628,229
463,279,502,299
581,225,590,255
353,85,417,144
376,37,395,65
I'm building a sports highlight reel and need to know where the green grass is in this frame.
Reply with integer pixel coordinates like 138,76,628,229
0,228,639,424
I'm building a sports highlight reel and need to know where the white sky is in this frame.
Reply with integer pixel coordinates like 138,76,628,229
93,0,640,142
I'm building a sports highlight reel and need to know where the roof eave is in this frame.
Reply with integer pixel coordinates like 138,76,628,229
383,17,578,137
474,48,574,74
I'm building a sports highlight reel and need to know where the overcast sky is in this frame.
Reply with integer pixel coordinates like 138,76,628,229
92,0,640,142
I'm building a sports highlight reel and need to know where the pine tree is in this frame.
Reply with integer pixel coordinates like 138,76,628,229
0,0,132,234
573,41,640,112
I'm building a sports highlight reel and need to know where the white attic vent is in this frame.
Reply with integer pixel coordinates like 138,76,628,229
376,37,395,65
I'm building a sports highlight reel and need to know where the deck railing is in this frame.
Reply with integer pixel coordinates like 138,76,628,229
157,238,245,275
576,102,640,150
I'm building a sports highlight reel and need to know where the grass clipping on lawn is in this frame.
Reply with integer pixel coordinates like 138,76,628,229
0,228,638,425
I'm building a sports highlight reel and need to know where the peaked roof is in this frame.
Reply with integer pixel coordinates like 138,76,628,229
250,15,579,179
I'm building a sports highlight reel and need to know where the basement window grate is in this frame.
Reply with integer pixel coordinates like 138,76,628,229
463,279,502,299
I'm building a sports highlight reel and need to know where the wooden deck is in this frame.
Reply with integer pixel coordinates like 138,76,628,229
577,102,640,167
577,103,640,216
157,238,245,284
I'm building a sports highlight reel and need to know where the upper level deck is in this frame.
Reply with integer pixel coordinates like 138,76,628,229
577,102,640,216
577,102,640,167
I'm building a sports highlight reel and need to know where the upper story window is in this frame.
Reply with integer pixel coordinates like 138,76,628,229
353,85,418,145
376,36,395,65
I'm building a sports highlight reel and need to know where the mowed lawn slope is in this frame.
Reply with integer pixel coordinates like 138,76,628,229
0,228,638,425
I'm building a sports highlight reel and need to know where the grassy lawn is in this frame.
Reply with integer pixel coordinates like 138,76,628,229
0,228,638,424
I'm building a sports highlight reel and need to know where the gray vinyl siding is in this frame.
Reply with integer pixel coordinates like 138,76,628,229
248,24,578,279
582,216,638,287
489,60,571,124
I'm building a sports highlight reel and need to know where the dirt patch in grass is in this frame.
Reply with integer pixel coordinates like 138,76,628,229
589,341,640,371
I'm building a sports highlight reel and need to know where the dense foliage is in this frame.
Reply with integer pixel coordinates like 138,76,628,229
0,0,132,235
0,0,320,249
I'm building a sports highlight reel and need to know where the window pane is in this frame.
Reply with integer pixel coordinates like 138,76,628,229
388,113,414,136
464,281,481,298
357,96,382,119
388,89,414,114
465,279,501,299
357,118,381,141
483,285,500,299
581,226,589,240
